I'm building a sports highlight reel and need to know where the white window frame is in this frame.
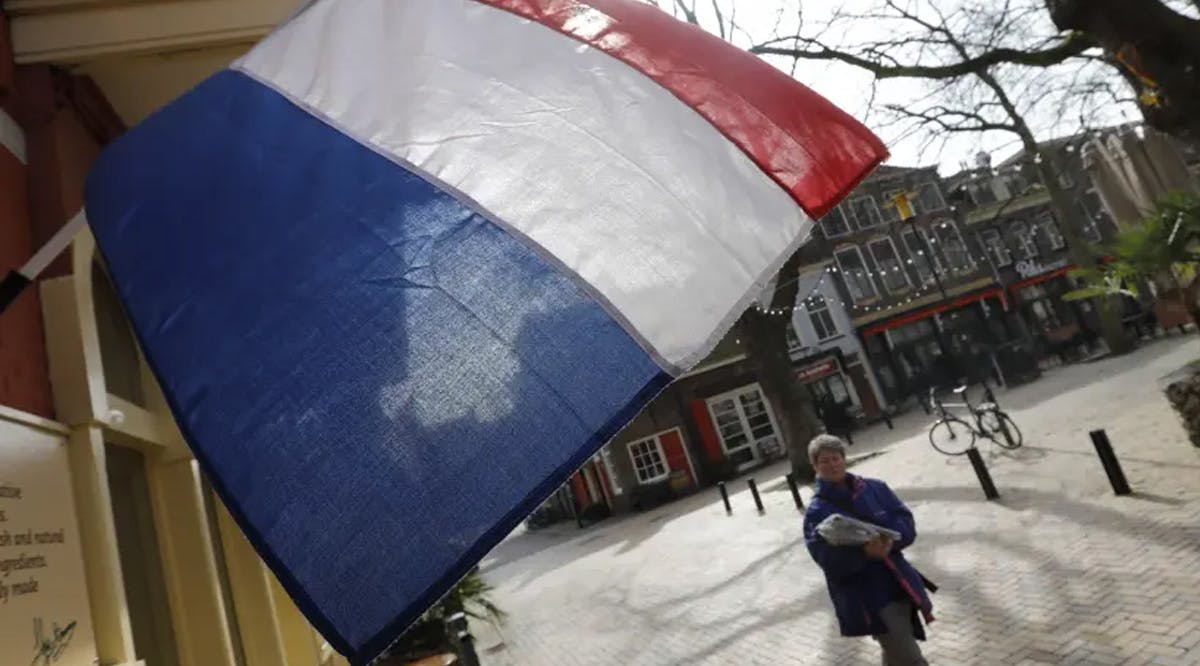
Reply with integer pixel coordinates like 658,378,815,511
847,196,883,230
915,181,947,214
806,294,839,342
881,188,906,222
978,228,1013,267
968,180,999,205
705,384,782,462
901,229,940,286
933,219,975,273
1079,192,1106,243
627,436,670,485
1011,221,1038,260
868,236,911,293
1058,170,1075,190
821,206,853,238
1036,212,1066,250
834,245,878,302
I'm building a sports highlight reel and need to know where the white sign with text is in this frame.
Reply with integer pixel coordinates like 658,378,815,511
0,419,95,666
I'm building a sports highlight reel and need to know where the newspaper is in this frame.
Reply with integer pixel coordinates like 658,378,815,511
815,513,901,546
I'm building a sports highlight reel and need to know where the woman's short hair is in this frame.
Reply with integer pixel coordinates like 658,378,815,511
808,434,848,464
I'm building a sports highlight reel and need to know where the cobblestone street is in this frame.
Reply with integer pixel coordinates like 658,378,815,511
477,337,1200,665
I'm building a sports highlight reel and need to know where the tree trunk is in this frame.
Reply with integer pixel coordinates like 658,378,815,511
738,250,820,481
1035,157,1135,355
1047,0,1200,146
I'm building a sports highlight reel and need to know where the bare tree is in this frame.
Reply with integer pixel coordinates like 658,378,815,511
646,0,822,480
747,0,1136,356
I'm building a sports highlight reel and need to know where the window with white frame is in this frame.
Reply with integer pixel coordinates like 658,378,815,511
847,196,883,230
805,294,838,341
933,220,974,273
901,229,941,285
881,188,904,222
628,437,669,484
915,181,947,214
1077,197,1105,243
707,385,781,468
1005,172,1031,197
821,206,852,238
1010,221,1038,260
868,237,910,292
1035,212,1066,250
968,180,999,205
786,323,803,350
978,228,1013,267
1058,170,1075,190
834,246,877,302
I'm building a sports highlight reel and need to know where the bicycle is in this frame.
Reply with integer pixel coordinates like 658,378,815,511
926,381,1023,456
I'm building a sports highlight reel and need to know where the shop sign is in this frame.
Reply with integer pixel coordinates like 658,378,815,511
1015,257,1069,279
795,359,839,384
1,421,95,666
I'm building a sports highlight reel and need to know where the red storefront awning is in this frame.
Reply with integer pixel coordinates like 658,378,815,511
863,289,1005,338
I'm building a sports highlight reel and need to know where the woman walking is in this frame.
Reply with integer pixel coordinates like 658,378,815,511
803,435,934,665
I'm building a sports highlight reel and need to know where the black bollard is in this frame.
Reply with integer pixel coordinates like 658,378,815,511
965,447,1000,500
786,473,804,510
748,478,765,513
446,611,481,666
1090,429,1132,495
718,481,732,514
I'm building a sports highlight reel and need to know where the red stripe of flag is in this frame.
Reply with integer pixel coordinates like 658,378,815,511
474,0,888,219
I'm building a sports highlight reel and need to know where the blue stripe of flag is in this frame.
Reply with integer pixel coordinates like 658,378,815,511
86,69,669,662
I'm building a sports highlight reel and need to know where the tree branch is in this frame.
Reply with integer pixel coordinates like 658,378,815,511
710,0,726,40
672,0,699,26
885,104,1018,134
750,32,1098,79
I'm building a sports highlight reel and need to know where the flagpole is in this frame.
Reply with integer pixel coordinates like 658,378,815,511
0,210,88,315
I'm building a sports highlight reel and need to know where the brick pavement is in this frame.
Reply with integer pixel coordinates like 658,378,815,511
476,337,1200,665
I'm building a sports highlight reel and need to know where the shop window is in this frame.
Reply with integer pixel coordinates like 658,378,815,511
628,438,669,484
834,246,878,302
1030,300,1063,330
979,229,1013,267
933,220,974,273
707,385,781,469
821,206,852,238
889,318,937,346
805,294,838,341
868,237,911,293
809,373,853,406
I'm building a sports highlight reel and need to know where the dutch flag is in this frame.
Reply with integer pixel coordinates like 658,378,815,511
83,0,888,663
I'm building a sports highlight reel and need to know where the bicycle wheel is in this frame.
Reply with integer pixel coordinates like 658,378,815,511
929,418,976,456
980,410,1023,449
